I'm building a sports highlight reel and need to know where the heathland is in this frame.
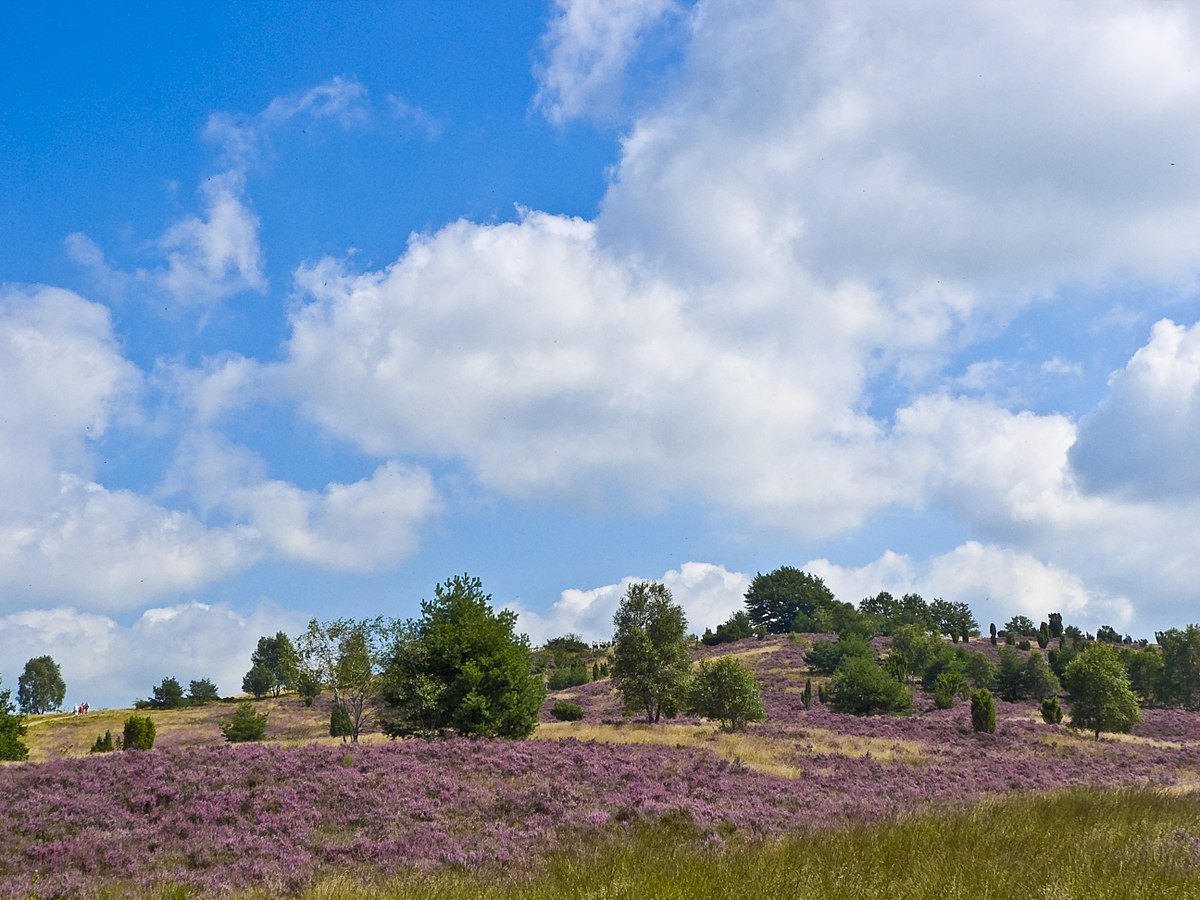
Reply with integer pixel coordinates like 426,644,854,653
3,631,1200,898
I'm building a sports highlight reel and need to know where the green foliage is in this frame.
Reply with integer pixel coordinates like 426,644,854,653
247,632,300,697
187,678,221,705
1123,646,1164,706
858,591,937,635
550,701,584,721
970,689,996,734
1037,622,1050,649
242,664,274,699
1006,615,1036,638
297,670,321,707
889,624,940,681
547,661,590,690
122,715,156,751
1156,625,1200,709
966,651,996,689
300,616,395,743
330,701,353,740
1047,612,1063,639
745,567,836,634
1041,696,1064,724
1096,625,1122,644
828,656,913,715
610,581,690,724
701,610,756,646
149,676,184,710
989,623,997,646
929,599,978,643
221,701,269,743
806,636,872,675
686,656,766,731
381,574,545,738
1048,644,1080,680
802,677,813,710
0,679,29,761
817,681,828,704
996,647,1060,701
1018,639,1032,652
17,655,66,714
543,634,589,655
89,729,115,753
1064,643,1141,739
934,670,967,709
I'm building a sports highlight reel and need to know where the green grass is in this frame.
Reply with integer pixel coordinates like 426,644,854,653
278,787,1200,900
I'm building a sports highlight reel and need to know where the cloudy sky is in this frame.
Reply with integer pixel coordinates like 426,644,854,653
2,0,1199,708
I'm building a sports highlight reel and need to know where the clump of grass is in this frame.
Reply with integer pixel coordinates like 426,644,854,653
291,788,1200,899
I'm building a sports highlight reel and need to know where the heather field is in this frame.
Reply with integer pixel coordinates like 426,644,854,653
3,635,1200,898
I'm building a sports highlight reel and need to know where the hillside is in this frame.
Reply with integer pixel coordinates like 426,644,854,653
3,634,1199,898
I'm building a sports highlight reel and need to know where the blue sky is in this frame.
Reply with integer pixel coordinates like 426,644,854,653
3,1,1200,708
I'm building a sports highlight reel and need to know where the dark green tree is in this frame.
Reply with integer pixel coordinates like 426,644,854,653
701,610,756,646
1157,625,1200,709
1005,615,1036,638
1037,622,1050,650
1048,613,1063,639
330,701,353,741
149,676,184,710
242,665,274,700
221,702,269,743
805,636,872,675
610,580,690,723
745,567,835,634
187,678,221,705
802,677,813,710
1123,646,1164,706
1041,696,1064,724
122,715,156,751
381,574,545,738
828,656,912,715
971,689,996,733
0,679,29,761
929,599,978,643
1064,643,1141,739
989,623,997,646
297,670,321,707
89,729,115,753
686,656,766,731
966,651,996,690
246,632,300,698
17,655,66,714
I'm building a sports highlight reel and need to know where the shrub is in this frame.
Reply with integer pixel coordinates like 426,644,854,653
221,701,269,743
89,730,115,753
970,689,996,734
330,702,353,740
828,657,913,715
1041,696,1064,724
122,715,156,751
0,679,28,761
686,656,767,730
802,678,813,710
551,701,584,721
934,671,966,709
966,652,996,690
806,636,872,676
187,678,221,705
297,670,321,707
547,662,590,690
1064,643,1141,739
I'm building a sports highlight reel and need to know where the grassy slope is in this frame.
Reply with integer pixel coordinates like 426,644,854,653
297,788,1200,900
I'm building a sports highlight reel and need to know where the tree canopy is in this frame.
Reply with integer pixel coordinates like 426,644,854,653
298,617,393,743
687,656,766,730
1064,643,1141,739
611,581,690,723
745,567,836,634
17,655,66,714
0,678,28,761
246,632,300,698
380,574,545,738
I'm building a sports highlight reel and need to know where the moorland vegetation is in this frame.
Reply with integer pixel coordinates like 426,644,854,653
2,567,1200,897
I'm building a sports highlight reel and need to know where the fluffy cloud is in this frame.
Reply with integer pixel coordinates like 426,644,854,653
808,542,1133,634
0,602,306,710
533,0,681,124
508,562,749,644
1071,318,1200,498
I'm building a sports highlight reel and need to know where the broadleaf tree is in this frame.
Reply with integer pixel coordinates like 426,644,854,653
0,678,29,761
297,617,395,743
17,655,66,714
246,632,300,698
611,581,690,723
1064,643,1141,739
380,574,544,738
744,567,836,633
687,656,766,730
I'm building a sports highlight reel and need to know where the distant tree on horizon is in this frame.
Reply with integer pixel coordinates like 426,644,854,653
17,655,66,714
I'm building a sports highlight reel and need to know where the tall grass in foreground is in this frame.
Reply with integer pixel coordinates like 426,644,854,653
293,788,1200,900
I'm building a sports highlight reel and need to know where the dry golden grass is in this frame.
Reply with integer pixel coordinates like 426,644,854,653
20,695,343,761
534,719,924,776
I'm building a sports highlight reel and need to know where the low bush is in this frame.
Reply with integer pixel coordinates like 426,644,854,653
122,715,156,751
221,701,269,743
1041,696,1064,725
89,730,115,753
970,689,996,734
550,701,584,721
